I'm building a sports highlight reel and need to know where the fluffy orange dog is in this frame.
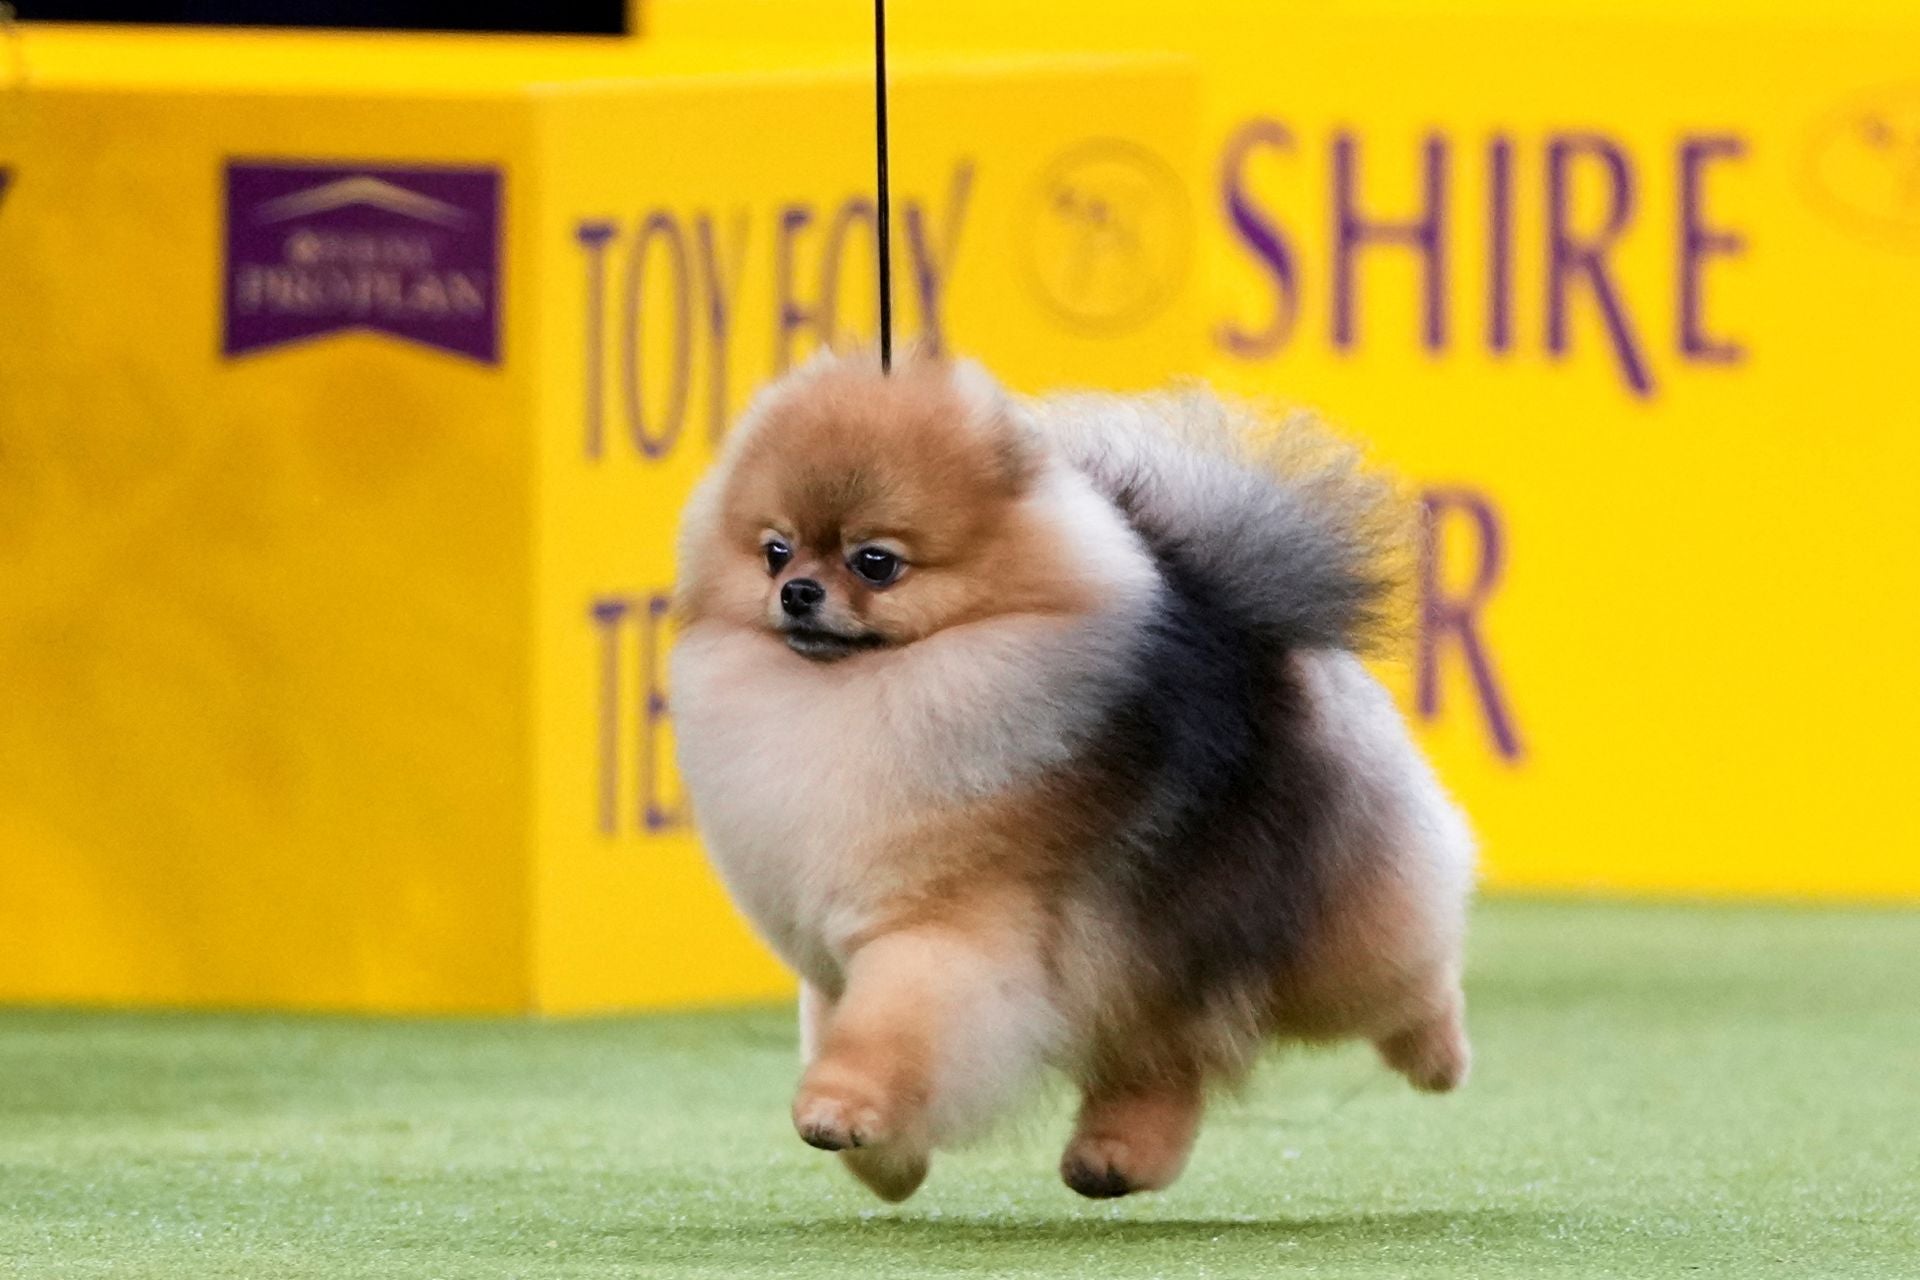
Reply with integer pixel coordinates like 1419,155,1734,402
671,351,1474,1202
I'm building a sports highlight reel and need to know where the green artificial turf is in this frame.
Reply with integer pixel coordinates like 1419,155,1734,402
2,900,1916,1279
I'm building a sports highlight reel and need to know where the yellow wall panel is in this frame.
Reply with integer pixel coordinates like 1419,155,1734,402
0,90,539,1010
0,52,1200,1012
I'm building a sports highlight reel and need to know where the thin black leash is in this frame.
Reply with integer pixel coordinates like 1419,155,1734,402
873,0,893,373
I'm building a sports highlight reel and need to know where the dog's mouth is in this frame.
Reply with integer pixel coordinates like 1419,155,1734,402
780,625,890,663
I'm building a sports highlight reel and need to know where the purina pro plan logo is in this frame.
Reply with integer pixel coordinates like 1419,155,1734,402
223,161,503,363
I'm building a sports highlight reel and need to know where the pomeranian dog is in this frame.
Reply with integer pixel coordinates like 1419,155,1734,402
671,350,1474,1203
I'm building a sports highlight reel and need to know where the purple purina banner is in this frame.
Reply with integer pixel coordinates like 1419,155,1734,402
223,161,503,363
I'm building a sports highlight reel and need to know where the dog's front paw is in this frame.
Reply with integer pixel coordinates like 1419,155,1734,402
791,1075,895,1151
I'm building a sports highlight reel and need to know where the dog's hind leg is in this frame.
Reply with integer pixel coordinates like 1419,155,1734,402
1374,986,1471,1093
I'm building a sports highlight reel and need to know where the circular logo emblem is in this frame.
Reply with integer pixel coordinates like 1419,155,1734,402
1020,140,1192,334
1805,85,1920,249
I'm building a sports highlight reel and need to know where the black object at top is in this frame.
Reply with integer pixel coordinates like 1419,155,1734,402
15,0,625,32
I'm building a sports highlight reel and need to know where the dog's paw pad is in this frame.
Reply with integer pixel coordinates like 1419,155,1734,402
1060,1139,1148,1199
792,1090,887,1151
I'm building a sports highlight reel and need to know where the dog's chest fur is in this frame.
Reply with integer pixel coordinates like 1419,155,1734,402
671,621,1102,991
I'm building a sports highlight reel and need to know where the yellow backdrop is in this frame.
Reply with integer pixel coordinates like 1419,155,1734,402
2,4,1915,1015
655,0,1920,901
0,38,1200,1012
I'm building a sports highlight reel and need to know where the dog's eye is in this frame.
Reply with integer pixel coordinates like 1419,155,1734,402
763,538,792,575
848,546,903,588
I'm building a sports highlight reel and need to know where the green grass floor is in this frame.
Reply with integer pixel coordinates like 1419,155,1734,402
2,901,1917,1279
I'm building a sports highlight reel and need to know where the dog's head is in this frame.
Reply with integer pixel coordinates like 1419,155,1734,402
677,352,1106,664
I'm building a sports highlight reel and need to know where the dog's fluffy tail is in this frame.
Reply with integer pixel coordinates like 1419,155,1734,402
1030,388,1410,655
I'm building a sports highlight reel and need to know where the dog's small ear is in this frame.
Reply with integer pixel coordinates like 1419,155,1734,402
947,358,1042,492
947,356,1006,419
998,407,1047,493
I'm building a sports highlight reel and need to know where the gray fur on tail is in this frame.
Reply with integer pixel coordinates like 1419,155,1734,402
1029,388,1408,655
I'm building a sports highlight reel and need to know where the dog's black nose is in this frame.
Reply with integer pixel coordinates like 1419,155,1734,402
781,578,826,617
